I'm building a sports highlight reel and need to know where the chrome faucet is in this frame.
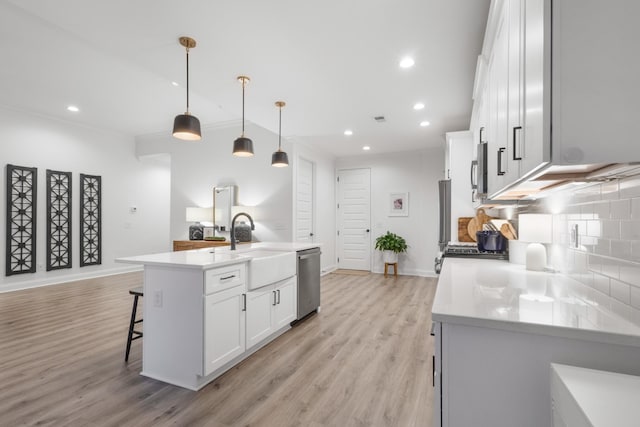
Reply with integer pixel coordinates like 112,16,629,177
230,212,255,250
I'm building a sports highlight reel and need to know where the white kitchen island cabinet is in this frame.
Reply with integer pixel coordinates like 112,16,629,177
117,242,320,391
432,258,640,427
246,276,297,350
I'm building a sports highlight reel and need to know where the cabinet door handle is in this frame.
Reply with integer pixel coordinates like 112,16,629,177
479,126,485,143
242,294,246,311
512,126,522,160
277,289,281,304
497,148,506,176
470,160,478,189
433,355,436,387
220,275,236,281
273,290,277,306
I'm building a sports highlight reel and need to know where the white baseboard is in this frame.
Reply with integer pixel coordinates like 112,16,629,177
0,265,143,293
321,264,337,276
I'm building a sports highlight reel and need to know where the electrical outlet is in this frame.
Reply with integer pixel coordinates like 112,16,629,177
153,290,163,308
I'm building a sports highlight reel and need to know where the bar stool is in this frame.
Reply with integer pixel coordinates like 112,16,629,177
125,286,143,362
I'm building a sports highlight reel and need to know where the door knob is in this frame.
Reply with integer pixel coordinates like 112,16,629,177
310,233,314,236
366,229,370,232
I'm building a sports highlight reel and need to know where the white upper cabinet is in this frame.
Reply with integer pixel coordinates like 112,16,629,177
475,0,640,199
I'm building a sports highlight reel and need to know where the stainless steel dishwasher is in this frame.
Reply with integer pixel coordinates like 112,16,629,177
296,247,321,320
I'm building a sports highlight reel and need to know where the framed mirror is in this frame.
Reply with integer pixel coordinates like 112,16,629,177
213,186,235,231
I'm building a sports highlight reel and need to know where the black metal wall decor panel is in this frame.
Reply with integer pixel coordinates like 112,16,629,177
6,164,38,276
80,174,101,267
46,170,72,271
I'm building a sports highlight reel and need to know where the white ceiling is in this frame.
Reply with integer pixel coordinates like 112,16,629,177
0,0,490,157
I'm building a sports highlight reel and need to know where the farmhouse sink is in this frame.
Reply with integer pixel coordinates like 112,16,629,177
239,250,296,290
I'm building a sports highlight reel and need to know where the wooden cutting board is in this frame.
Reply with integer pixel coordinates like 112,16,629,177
458,217,475,242
467,208,492,241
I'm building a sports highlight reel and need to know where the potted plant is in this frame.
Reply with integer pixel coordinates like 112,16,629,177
374,231,408,264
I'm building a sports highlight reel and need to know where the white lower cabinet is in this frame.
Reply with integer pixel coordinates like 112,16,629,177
246,276,297,349
204,285,246,376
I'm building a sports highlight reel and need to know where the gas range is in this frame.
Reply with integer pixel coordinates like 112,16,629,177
434,242,508,274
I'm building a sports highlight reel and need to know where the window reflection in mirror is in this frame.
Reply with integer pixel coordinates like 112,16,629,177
213,186,235,231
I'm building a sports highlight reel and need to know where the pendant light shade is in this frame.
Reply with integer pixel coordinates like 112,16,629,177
271,101,289,167
233,76,254,157
173,113,201,141
173,37,201,141
233,136,254,157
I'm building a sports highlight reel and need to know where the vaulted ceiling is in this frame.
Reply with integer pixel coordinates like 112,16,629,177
0,0,490,157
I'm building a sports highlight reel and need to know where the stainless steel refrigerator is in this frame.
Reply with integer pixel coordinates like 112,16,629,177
438,179,451,251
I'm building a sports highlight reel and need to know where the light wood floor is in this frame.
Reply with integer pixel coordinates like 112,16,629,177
0,271,437,427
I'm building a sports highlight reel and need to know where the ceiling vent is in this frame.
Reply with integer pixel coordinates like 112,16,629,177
374,116,386,123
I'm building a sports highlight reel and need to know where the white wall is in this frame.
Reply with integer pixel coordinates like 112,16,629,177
137,122,294,243
0,106,171,292
137,123,338,273
337,148,444,277
293,142,337,274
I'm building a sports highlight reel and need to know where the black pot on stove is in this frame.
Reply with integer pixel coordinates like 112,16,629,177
476,231,507,253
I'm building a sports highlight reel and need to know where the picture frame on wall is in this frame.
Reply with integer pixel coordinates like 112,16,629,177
389,192,409,217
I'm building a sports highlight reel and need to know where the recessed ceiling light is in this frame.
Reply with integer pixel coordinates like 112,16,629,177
362,146,371,151
399,57,415,69
344,129,353,136
171,81,179,87
414,102,425,110
67,105,79,112
420,121,430,127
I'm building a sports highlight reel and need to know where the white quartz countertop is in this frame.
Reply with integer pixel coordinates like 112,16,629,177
432,258,640,347
552,364,640,426
116,242,321,269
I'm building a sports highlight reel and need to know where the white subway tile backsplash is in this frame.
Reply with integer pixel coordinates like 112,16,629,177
611,240,632,260
620,220,640,241
630,242,640,263
610,279,631,304
601,220,620,239
586,220,601,237
611,199,631,220
619,262,640,288
630,286,640,310
593,239,610,256
600,257,620,280
592,273,611,295
592,201,610,219
588,254,603,273
530,173,640,322
631,198,640,219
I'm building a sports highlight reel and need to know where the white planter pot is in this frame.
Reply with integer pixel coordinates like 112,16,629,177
382,250,398,264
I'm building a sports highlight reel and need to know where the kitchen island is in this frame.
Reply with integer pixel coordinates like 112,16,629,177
432,258,640,427
117,242,320,390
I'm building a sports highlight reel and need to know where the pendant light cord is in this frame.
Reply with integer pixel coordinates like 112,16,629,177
278,105,282,150
241,78,246,136
185,47,190,114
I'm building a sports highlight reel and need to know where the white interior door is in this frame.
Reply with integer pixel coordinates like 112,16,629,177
296,158,315,243
337,168,371,271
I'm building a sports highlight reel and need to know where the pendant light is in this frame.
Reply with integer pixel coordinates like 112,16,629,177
271,101,289,167
172,37,202,141
232,76,254,156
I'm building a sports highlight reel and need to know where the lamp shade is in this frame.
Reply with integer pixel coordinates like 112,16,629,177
233,136,254,157
186,207,212,223
518,214,553,243
173,114,202,141
271,150,289,167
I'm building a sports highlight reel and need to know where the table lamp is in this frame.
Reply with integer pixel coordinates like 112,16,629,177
518,214,553,271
